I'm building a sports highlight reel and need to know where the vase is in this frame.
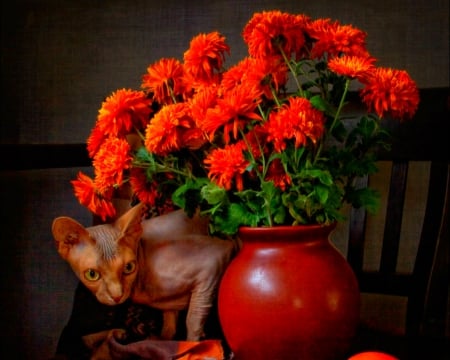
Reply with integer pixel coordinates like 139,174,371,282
217,223,360,360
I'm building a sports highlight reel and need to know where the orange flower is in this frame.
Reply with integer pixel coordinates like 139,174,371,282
71,172,116,221
95,89,152,138
328,55,376,82
243,10,309,59
222,56,288,100
220,57,253,91
199,84,262,144
243,56,288,100
204,142,249,191
87,126,108,158
244,124,269,160
306,18,369,59
265,97,325,152
360,67,420,120
129,168,177,215
72,171,96,206
182,127,208,150
129,168,162,206
183,31,230,86
142,58,186,103
266,158,292,191
189,85,218,127
93,137,132,193
144,102,198,155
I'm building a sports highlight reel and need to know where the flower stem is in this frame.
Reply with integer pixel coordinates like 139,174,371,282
270,85,282,107
330,79,350,133
314,78,350,163
167,82,177,103
278,45,304,97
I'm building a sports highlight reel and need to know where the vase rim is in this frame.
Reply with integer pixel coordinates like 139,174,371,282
238,222,337,235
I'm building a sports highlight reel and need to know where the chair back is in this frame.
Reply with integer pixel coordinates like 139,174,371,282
345,88,449,337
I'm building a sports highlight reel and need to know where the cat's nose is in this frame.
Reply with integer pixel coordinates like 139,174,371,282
112,295,122,303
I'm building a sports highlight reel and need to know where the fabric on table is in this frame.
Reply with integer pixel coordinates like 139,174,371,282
107,331,224,360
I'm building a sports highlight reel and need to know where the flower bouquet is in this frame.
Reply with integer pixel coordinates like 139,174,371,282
72,10,419,237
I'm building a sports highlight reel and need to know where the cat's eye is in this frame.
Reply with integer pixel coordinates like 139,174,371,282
123,261,136,275
84,269,101,281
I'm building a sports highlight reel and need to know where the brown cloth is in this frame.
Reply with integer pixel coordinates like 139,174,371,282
83,328,225,360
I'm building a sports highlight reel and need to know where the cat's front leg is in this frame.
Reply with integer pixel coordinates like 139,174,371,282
185,284,217,341
160,310,179,340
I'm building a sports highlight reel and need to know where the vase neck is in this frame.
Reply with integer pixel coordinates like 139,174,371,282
238,224,336,244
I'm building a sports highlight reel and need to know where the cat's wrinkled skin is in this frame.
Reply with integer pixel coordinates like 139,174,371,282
52,204,234,340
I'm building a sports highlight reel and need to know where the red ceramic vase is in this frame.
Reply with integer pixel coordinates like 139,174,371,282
218,224,360,360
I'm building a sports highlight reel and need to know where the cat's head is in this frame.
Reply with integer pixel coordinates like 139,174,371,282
52,203,145,305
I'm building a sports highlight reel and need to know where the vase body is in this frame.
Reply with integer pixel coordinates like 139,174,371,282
218,224,360,360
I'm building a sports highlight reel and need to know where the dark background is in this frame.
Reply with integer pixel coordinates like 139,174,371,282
1,0,448,359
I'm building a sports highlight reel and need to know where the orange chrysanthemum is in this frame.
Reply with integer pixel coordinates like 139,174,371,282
189,85,218,127
72,171,96,205
128,168,161,206
183,31,230,86
95,89,152,139
266,158,292,191
142,58,186,103
71,172,116,221
360,67,419,120
129,168,177,215
243,10,309,59
144,102,199,156
306,18,369,59
204,142,249,191
93,137,132,193
222,56,288,100
86,126,108,158
328,55,376,82
243,56,289,99
220,57,253,92
244,124,269,160
199,84,263,144
265,97,325,152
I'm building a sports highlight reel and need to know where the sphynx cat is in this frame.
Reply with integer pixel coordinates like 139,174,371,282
52,204,234,341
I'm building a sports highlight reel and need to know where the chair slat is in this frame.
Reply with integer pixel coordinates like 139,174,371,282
406,162,450,335
379,161,409,274
347,175,369,274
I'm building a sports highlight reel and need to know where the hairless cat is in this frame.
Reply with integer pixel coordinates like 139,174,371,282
52,204,235,340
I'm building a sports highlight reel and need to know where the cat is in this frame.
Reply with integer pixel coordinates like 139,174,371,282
52,203,234,341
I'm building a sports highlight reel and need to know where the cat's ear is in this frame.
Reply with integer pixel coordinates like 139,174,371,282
52,217,91,260
114,203,145,248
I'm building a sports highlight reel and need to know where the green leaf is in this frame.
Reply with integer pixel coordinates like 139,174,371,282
358,116,377,139
171,177,210,215
209,203,260,236
331,119,347,142
302,168,333,186
314,61,327,71
235,189,264,213
200,182,227,205
261,180,278,199
135,147,152,162
347,187,380,214
314,184,329,205
301,81,317,92
272,206,286,224
310,95,335,117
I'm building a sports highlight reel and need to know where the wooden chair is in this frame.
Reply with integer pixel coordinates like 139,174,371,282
345,88,449,359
